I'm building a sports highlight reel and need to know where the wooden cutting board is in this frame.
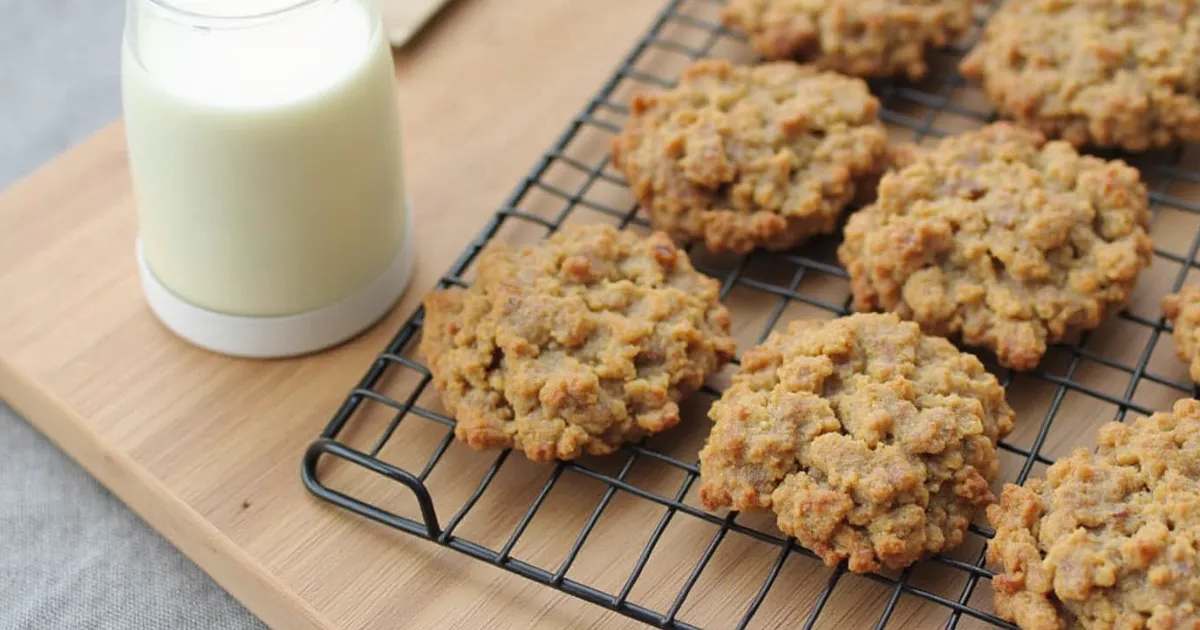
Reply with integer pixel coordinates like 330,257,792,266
380,0,455,46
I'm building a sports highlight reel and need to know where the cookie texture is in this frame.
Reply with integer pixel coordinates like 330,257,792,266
838,123,1153,371
960,0,1200,151
723,0,977,80
420,225,736,462
611,59,889,255
698,313,1014,572
987,398,1200,630
1163,286,1200,383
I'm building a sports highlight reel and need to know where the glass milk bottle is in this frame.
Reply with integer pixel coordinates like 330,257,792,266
122,0,413,358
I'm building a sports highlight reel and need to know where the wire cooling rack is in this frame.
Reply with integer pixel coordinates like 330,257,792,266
302,1,1200,627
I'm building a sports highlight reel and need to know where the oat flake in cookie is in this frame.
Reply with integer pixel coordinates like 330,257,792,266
838,123,1153,371
960,0,1200,151
698,313,1014,572
988,398,1200,630
611,59,889,255
1163,286,1200,383
722,0,977,80
419,225,736,462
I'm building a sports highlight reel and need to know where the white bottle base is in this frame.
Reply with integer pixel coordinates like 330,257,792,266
137,225,414,359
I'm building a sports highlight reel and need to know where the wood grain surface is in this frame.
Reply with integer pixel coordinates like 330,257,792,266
379,0,454,47
2,0,1198,628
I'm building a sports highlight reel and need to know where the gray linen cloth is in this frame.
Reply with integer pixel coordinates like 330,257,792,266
0,404,264,629
1,0,266,627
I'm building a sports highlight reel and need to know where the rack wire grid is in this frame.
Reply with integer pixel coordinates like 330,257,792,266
302,1,1200,628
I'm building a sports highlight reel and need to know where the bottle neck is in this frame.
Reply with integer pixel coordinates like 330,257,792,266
125,0,382,107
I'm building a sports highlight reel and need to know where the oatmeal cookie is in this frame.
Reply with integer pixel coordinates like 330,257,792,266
698,313,1014,572
960,0,1200,151
1163,286,1200,383
611,59,889,255
987,398,1200,630
838,123,1153,371
420,225,736,462
723,0,977,80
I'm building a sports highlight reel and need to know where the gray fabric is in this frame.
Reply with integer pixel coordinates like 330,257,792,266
1,0,266,628
1,0,125,186
0,404,264,630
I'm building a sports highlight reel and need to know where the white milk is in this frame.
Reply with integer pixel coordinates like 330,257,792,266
122,0,407,317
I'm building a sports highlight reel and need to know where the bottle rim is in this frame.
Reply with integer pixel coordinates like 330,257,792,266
141,0,330,26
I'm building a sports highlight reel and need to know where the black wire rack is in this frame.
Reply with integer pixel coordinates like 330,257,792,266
302,1,1200,628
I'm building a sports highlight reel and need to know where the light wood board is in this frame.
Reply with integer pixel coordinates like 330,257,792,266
380,0,454,47
3,0,1199,628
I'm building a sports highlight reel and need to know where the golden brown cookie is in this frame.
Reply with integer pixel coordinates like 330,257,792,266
960,0,1200,151
611,59,889,255
987,398,1200,630
1163,286,1200,383
698,313,1014,572
420,225,736,462
723,0,977,80
838,123,1153,371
